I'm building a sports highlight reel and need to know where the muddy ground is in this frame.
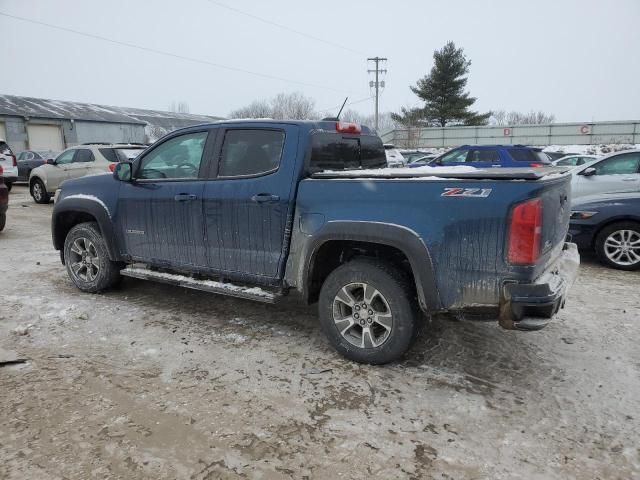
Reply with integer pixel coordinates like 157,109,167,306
1,184,639,479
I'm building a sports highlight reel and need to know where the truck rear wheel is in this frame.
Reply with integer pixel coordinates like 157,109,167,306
64,222,122,292
318,258,417,364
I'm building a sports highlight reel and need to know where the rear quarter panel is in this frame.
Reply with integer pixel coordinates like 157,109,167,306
294,174,572,310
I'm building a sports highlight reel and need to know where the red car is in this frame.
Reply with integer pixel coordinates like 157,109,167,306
0,165,8,231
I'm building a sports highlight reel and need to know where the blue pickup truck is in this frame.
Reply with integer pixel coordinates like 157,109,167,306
52,120,579,364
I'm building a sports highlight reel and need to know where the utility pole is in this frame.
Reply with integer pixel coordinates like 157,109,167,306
367,57,387,131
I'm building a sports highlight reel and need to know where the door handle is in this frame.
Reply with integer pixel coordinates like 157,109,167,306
251,193,280,203
174,193,198,202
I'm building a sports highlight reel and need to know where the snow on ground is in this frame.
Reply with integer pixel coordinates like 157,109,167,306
2,186,639,480
540,144,640,155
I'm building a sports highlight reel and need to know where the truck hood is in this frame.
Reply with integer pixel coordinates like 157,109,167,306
59,172,115,195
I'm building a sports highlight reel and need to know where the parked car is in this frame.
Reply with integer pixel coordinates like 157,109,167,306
29,143,146,204
546,151,579,161
52,120,579,364
16,150,59,182
551,154,599,167
570,150,640,199
428,144,552,168
569,192,640,270
383,144,406,167
407,154,437,168
0,139,18,191
0,166,8,231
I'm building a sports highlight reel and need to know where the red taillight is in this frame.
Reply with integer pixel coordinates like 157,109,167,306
108,163,116,172
529,162,544,167
11,154,17,167
336,121,361,134
508,198,542,265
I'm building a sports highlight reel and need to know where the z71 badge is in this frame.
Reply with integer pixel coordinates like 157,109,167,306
441,187,492,198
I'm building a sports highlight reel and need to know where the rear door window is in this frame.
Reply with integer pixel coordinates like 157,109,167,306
466,149,499,163
218,129,284,177
74,149,95,163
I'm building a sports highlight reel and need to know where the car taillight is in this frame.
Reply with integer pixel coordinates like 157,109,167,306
108,163,116,172
529,162,544,167
508,198,542,265
336,121,361,134
11,154,17,167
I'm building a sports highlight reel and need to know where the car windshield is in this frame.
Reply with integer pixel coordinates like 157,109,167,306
35,151,59,159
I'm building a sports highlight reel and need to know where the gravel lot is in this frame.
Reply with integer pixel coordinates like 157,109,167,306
1,184,639,480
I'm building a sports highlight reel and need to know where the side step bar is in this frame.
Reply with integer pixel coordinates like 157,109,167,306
121,267,280,304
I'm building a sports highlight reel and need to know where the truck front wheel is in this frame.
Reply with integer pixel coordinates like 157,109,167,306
318,258,417,364
63,222,122,292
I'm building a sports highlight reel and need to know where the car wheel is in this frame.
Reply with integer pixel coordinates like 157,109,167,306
5,181,12,192
0,213,5,232
64,222,123,292
595,221,640,271
318,258,418,364
31,179,50,204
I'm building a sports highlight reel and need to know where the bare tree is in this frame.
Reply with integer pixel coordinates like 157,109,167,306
340,110,395,133
490,110,555,125
270,92,318,120
228,92,318,120
228,100,273,119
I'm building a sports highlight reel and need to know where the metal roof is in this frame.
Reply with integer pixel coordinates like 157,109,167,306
0,94,223,126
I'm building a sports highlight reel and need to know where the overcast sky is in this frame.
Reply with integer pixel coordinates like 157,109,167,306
2,0,639,122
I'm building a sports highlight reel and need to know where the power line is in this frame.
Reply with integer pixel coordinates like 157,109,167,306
0,11,358,95
317,95,373,114
202,0,366,56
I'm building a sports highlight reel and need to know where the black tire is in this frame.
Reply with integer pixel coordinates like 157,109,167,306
0,213,5,232
63,222,123,292
595,221,640,271
5,181,12,192
318,258,418,365
30,178,50,204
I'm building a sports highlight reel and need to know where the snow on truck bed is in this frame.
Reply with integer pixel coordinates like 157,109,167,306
313,165,571,181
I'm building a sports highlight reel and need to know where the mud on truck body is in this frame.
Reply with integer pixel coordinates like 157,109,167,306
52,120,579,364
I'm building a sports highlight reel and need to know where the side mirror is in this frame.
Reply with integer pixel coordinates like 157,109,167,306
46,158,56,165
580,167,596,177
114,162,133,181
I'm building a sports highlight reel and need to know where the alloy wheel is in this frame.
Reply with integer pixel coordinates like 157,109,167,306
68,237,101,282
604,229,640,266
333,282,393,348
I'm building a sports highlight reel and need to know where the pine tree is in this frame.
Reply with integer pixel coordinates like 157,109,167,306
408,42,490,127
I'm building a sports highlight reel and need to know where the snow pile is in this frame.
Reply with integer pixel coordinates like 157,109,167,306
540,144,638,156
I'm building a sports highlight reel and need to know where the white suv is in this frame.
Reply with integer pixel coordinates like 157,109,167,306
0,139,18,191
29,143,146,203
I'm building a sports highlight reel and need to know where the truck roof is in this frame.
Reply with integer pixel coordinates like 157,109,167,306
173,119,378,136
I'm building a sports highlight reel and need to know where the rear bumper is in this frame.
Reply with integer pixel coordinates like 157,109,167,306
499,242,580,330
